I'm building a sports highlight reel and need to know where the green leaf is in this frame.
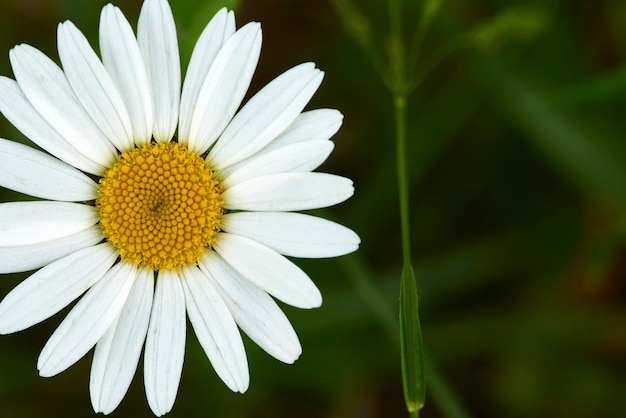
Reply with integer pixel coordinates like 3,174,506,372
399,262,426,413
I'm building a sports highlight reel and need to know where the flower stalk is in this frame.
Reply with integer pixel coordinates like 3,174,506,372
388,0,425,416
394,94,425,418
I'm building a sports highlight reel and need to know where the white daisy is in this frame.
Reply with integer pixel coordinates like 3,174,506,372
0,0,359,416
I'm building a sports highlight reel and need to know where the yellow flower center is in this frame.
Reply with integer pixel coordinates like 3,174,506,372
96,142,223,270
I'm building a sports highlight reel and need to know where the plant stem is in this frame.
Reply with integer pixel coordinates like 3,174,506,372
340,251,474,418
388,0,425,416
330,1,473,417
395,94,425,417
388,0,411,267
394,95,412,268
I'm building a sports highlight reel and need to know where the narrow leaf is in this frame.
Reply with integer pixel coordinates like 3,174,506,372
399,262,425,413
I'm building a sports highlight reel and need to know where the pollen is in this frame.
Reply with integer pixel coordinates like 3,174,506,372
96,142,223,270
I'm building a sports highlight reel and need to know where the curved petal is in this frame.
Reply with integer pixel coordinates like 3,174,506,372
219,140,334,187
57,21,134,152
213,233,322,309
138,0,180,143
100,4,153,146
180,265,248,393
199,252,301,363
0,242,118,334
222,172,354,211
144,269,186,417
9,44,117,167
263,108,344,152
208,63,323,170
38,262,136,377
0,201,98,246
0,226,103,274
178,8,235,146
0,138,98,201
220,212,360,258
184,22,261,154
0,76,105,175
90,268,154,415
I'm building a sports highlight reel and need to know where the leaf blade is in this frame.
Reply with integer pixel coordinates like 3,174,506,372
400,262,426,413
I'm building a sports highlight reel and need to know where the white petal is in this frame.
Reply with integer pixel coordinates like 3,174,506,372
263,108,344,152
222,172,354,211
180,265,249,393
91,268,154,415
100,4,153,146
0,201,98,246
178,8,235,147
0,76,106,175
138,0,180,143
10,44,117,166
38,263,136,377
219,140,334,188
185,22,261,155
0,138,98,201
208,63,323,169
0,226,103,274
57,21,134,151
199,252,301,363
144,269,186,417
213,233,322,309
220,212,360,258
0,242,118,334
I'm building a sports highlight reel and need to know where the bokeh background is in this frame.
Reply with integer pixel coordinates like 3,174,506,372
1,0,626,417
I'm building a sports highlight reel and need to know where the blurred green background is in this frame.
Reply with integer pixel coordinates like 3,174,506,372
2,0,626,417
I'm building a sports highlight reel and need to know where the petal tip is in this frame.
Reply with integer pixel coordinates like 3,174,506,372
304,291,323,309
281,345,303,364
37,363,53,378
244,21,262,34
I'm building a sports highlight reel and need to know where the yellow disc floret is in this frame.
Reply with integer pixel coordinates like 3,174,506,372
96,142,222,270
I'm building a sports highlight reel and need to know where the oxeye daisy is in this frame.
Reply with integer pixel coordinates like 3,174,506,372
0,0,359,415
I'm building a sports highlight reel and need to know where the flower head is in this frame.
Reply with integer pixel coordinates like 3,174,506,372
0,0,359,415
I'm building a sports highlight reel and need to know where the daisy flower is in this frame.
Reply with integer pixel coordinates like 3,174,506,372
0,0,359,415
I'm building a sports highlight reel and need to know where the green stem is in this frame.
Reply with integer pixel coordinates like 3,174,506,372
388,0,403,51
388,0,406,96
340,252,474,418
394,95,412,268
331,1,470,416
389,1,425,416
396,95,425,416
388,0,411,281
